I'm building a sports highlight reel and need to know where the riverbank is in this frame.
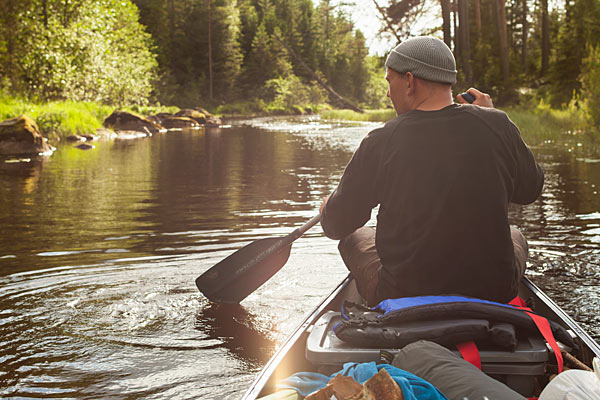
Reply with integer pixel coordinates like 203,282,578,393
0,94,180,140
1,93,591,143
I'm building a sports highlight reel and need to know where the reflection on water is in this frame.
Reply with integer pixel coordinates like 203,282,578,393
195,302,277,369
0,116,599,399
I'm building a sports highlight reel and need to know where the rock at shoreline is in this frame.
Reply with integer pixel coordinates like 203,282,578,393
150,108,222,127
0,115,54,156
160,116,200,129
81,134,98,142
175,109,207,124
194,107,223,126
104,111,165,134
67,133,99,142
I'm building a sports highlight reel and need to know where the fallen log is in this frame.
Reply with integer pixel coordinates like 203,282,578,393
273,34,364,113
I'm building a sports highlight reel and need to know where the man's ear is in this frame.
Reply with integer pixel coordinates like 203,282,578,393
406,72,415,94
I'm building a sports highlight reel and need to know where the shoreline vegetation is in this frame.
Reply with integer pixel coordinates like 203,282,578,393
0,92,591,147
0,93,179,140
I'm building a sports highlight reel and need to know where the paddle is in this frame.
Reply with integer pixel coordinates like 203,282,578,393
196,214,322,304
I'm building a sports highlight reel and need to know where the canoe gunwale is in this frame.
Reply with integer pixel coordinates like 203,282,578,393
242,275,353,399
521,277,600,362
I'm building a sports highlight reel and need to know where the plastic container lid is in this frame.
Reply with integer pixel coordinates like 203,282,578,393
306,311,549,369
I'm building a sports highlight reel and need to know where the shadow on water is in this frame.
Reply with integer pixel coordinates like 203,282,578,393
195,302,278,369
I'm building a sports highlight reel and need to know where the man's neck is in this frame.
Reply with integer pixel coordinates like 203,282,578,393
410,81,454,111
413,91,454,111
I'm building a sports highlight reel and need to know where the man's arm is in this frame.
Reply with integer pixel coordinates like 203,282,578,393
458,88,544,204
320,133,380,240
508,121,544,204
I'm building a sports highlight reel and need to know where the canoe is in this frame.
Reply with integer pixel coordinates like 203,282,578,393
242,274,600,399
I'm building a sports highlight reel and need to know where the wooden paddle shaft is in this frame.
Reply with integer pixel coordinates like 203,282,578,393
294,214,321,238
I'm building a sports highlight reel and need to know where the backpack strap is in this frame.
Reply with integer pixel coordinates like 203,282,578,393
456,341,481,370
509,296,564,373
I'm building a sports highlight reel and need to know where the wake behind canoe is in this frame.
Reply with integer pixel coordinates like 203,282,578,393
243,275,600,399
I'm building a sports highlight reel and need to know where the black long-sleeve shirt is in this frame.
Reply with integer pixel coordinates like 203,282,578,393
321,104,544,303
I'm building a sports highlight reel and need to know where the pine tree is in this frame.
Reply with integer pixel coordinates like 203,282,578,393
245,23,275,88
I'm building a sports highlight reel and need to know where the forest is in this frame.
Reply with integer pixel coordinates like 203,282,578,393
1,0,600,127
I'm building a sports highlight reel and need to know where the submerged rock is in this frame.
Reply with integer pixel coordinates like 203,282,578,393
104,111,165,134
74,143,94,150
0,115,54,156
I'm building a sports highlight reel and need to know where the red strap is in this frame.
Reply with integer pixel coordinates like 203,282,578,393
508,296,564,373
525,310,564,373
508,296,527,307
456,341,481,370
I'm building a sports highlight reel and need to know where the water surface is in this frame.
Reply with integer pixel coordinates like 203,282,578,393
0,116,598,399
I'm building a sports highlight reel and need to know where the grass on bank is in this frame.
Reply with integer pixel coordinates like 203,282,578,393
321,101,589,146
505,101,587,142
321,108,397,122
0,93,179,140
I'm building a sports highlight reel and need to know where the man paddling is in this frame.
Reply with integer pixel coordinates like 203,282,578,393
320,36,543,306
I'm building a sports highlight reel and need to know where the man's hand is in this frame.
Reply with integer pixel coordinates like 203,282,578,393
458,88,494,108
319,194,331,214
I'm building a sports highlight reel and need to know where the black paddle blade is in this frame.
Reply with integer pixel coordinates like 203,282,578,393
196,237,293,304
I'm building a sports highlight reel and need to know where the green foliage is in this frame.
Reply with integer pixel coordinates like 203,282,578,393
579,45,600,128
124,104,181,116
505,100,586,143
215,100,264,115
547,0,600,107
362,56,388,109
245,23,276,88
1,0,157,105
321,109,396,122
264,74,327,113
0,92,113,138
212,0,244,100
131,0,373,110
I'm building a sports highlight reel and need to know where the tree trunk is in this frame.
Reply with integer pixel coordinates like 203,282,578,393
208,0,213,100
42,0,48,27
5,0,15,89
541,0,549,76
63,0,68,26
458,0,471,82
474,0,481,40
521,0,527,69
169,0,175,54
452,0,459,54
440,0,452,48
495,0,509,84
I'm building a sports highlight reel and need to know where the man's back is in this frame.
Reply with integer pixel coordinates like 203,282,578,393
321,104,543,302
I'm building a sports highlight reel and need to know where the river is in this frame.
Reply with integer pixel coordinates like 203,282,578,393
0,116,599,399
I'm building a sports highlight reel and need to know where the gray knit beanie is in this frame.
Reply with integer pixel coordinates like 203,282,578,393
385,36,457,84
